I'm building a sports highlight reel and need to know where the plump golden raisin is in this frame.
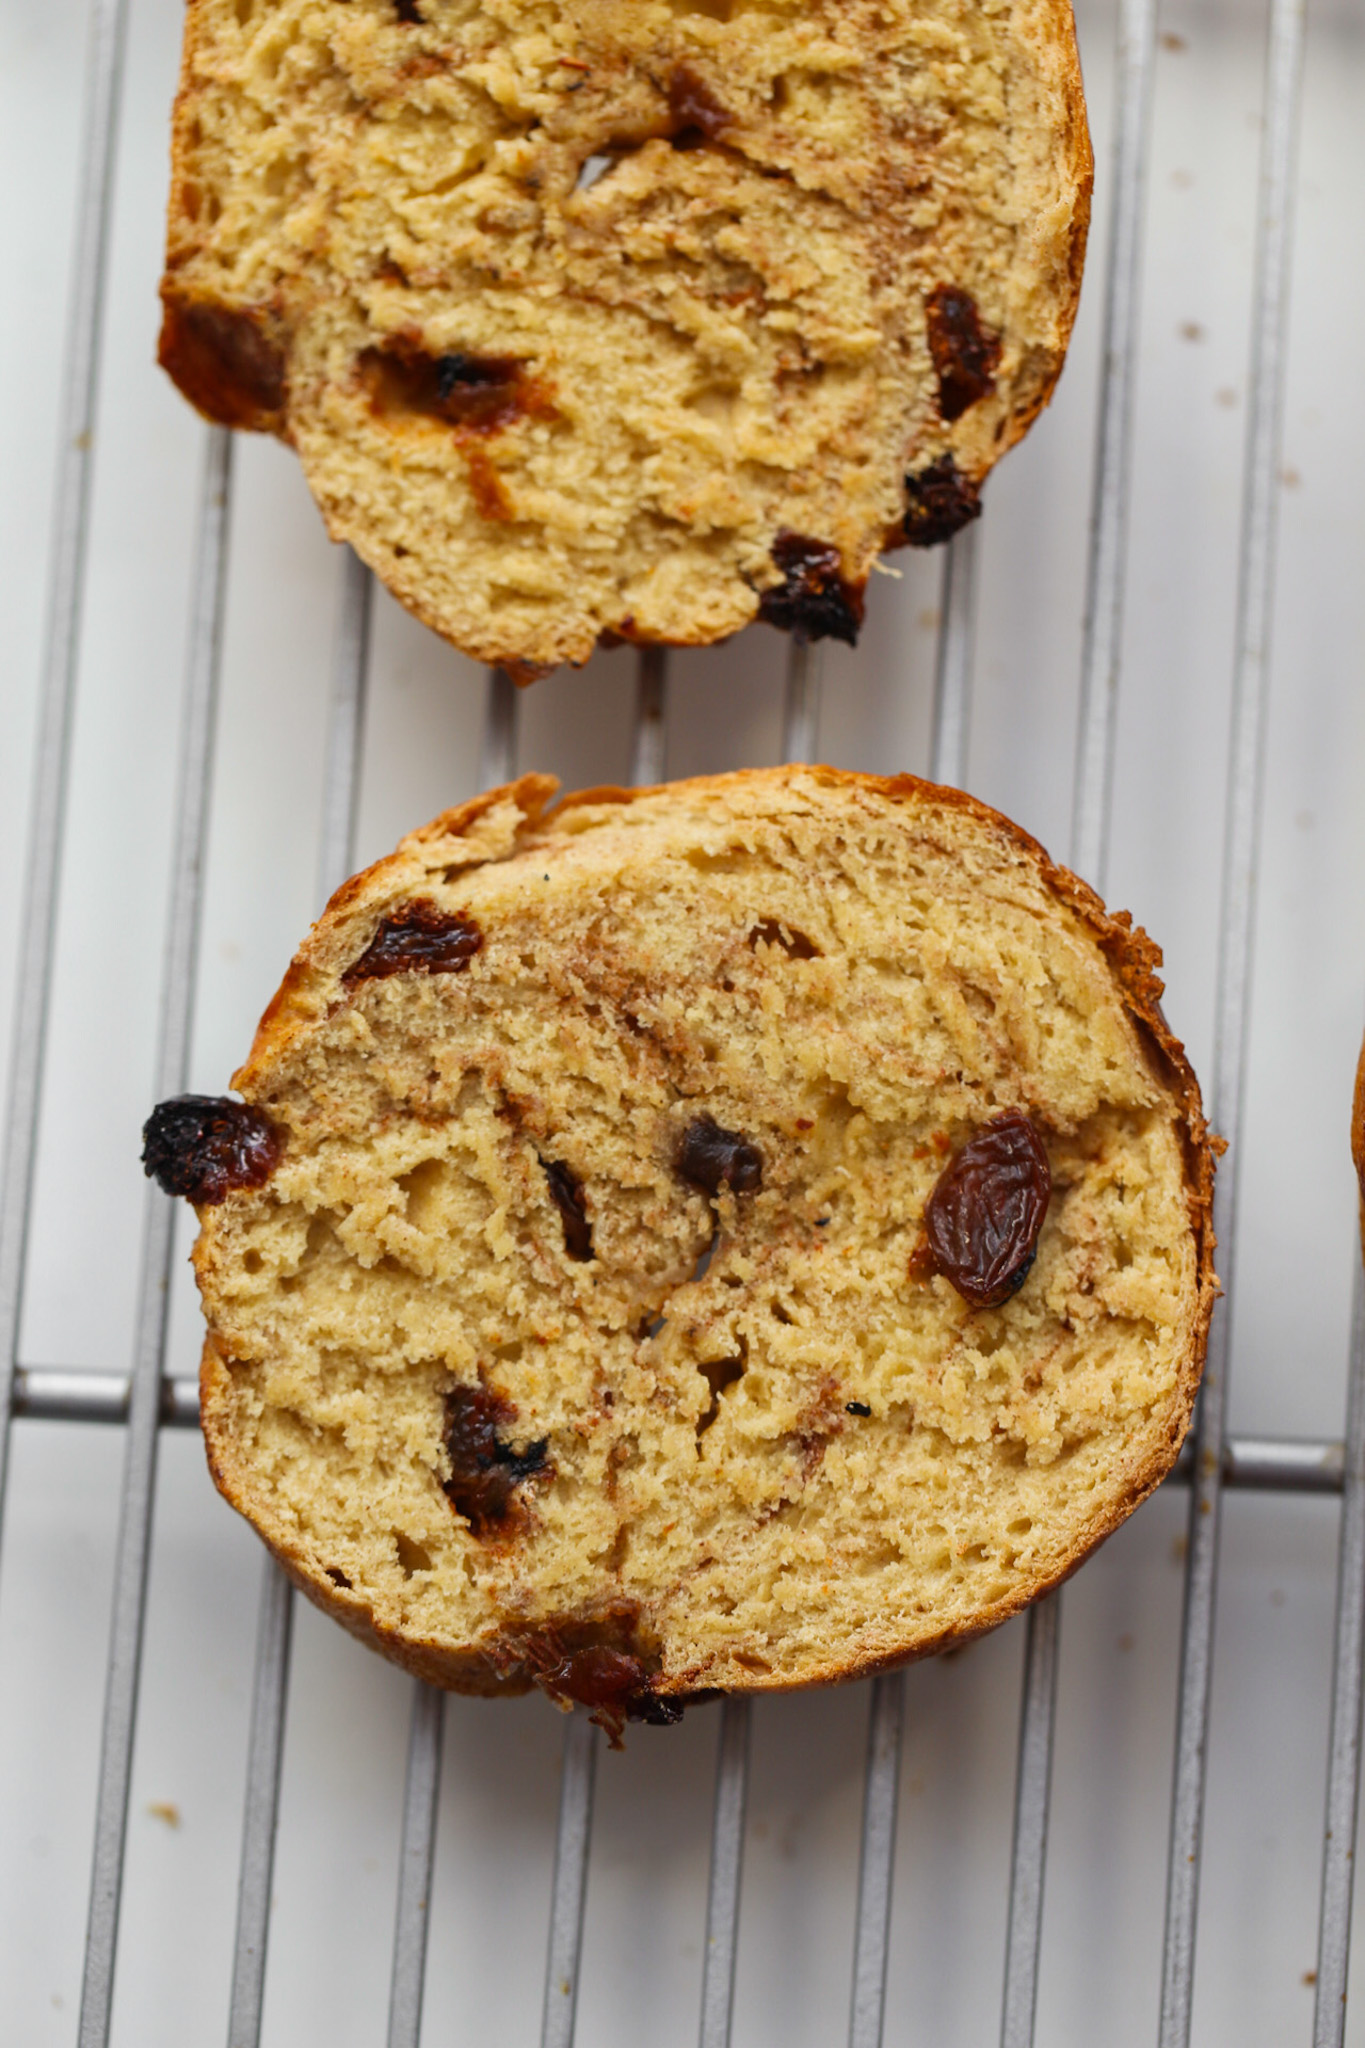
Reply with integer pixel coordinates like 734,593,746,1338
923,1111,1051,1307
141,1095,282,1204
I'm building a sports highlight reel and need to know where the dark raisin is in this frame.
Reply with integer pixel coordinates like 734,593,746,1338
925,284,1002,422
902,455,983,548
677,1118,763,1197
756,532,863,646
923,1112,1051,1308
667,65,730,144
157,295,287,433
394,0,422,17
538,1647,683,1739
442,1385,550,1533
342,900,483,984
543,1158,593,1260
141,1095,282,1204
846,1400,872,1417
359,343,541,434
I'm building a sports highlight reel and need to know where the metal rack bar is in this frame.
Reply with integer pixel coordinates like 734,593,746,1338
1071,0,1160,892
541,1712,598,2048
848,1673,905,2048
1000,1596,1062,2048
997,0,1163,2028
78,423,234,2048
0,0,132,1543
930,524,980,789
632,647,669,788
480,666,519,792
226,547,374,2048
699,1697,752,2048
227,1556,294,2048
384,656,522,2046
1314,1265,1365,2046
693,630,830,2048
840,515,982,2048
13,1374,1346,1495
388,1683,446,2048
1158,0,1308,2035
782,640,822,767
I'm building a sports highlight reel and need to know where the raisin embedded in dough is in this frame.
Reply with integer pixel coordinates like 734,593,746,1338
677,1118,764,1196
923,1112,1052,1308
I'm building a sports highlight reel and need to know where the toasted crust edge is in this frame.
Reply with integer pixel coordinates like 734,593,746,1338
199,764,1217,1701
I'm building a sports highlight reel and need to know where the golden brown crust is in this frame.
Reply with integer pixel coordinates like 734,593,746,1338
198,766,1216,1702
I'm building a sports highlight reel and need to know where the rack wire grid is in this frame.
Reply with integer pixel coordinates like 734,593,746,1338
2,0,1363,2042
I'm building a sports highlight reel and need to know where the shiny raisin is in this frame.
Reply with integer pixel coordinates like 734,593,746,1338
925,284,1002,422
923,1112,1051,1308
756,532,863,646
538,1645,682,1733
342,900,482,984
141,1095,282,1204
903,455,982,548
678,1118,763,1196
442,1385,550,1533
543,1158,593,1260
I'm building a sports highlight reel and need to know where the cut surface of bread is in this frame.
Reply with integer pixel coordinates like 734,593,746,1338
160,0,1091,674
170,769,1214,1730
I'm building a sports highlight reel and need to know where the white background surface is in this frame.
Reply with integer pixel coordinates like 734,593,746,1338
1,0,1364,2041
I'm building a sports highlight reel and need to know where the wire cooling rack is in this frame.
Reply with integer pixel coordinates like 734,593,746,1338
2,0,1364,2043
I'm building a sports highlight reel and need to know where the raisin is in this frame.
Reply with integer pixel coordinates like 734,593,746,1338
342,900,483,984
902,455,983,548
667,66,730,145
846,1401,872,1417
922,1112,1051,1308
157,295,287,433
925,284,1002,422
442,1385,550,1533
394,0,422,17
536,1643,681,1744
756,533,863,646
543,1158,593,1260
677,1118,763,1197
141,1095,282,1204
359,343,548,435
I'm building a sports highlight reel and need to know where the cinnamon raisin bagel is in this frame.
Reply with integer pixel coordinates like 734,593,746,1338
159,0,1092,675
148,769,1213,1735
